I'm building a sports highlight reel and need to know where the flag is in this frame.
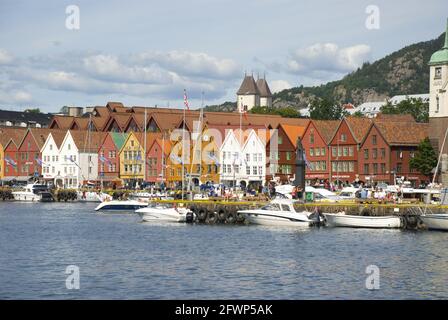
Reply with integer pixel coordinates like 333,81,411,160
65,155,81,168
303,151,312,169
99,155,111,164
183,89,190,111
5,157,17,167
35,158,44,167
135,153,142,161
207,153,220,165
170,153,183,164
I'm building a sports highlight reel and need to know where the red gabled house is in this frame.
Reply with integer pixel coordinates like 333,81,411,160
302,120,340,185
98,132,128,186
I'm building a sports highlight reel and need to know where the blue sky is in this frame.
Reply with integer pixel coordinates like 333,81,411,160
0,0,447,112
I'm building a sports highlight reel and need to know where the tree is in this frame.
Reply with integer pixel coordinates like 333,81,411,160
24,108,41,113
309,98,347,120
352,110,365,118
249,106,301,118
380,98,429,123
410,138,438,177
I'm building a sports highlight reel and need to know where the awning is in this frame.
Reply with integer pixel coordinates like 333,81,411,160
0,176,33,182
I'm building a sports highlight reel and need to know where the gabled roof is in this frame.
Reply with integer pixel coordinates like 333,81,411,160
256,78,272,97
151,138,172,156
279,124,306,147
374,113,415,122
237,75,260,95
344,117,373,143
50,116,75,130
309,120,340,144
0,127,27,147
373,122,429,146
68,130,106,152
109,132,128,150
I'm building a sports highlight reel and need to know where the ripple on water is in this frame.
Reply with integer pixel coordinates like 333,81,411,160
1,202,448,299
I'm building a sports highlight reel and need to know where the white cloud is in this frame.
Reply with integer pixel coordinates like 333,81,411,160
0,89,32,104
0,49,14,65
269,79,292,93
287,43,371,75
2,50,238,102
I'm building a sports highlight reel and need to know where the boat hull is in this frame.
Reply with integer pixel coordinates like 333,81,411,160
12,192,41,202
94,200,147,212
245,213,310,227
420,214,448,231
324,213,402,228
136,207,191,223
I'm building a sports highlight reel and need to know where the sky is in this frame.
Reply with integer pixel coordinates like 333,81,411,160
0,0,447,112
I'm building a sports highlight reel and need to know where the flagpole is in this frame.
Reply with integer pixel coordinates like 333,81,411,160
182,92,186,201
144,107,147,185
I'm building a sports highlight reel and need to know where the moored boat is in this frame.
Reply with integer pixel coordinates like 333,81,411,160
324,212,402,229
94,200,147,212
419,214,448,231
135,202,195,223
12,183,54,202
237,199,316,227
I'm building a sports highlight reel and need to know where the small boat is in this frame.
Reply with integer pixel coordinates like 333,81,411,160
324,212,402,229
12,183,54,202
135,202,195,223
77,190,111,202
419,214,448,231
94,200,147,212
237,199,315,227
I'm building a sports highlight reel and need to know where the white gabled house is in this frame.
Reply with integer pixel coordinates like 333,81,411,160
41,130,104,188
219,128,266,189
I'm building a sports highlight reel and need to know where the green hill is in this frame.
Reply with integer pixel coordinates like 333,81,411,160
205,33,445,112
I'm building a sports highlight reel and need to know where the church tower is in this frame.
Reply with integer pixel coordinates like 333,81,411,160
429,18,448,185
236,74,260,113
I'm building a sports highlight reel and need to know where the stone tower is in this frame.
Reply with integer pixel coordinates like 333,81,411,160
429,18,448,185
236,74,260,113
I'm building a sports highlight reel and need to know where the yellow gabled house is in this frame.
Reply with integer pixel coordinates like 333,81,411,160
118,132,144,185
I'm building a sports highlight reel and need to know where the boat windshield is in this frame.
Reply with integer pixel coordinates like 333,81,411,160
148,202,174,209
260,203,281,211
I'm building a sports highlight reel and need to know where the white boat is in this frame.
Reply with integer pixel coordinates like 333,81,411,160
135,202,195,223
77,190,111,202
12,183,54,202
419,214,448,231
237,199,315,227
94,200,148,212
324,212,402,229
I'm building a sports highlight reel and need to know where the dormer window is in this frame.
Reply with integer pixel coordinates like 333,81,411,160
435,67,442,80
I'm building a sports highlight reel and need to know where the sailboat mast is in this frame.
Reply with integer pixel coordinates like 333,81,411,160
161,133,165,187
432,127,448,185
181,105,185,200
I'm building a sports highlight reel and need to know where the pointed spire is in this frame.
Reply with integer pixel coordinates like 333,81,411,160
444,17,448,49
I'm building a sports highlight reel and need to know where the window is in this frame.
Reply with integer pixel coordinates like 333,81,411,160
49,144,53,151
373,163,378,174
338,147,342,157
332,147,337,157
258,166,263,175
246,166,250,175
253,153,257,162
278,136,283,144
246,153,250,162
349,147,354,157
286,152,292,160
380,163,386,174
68,144,71,150
131,140,134,147
253,166,258,175
310,148,314,156
364,164,369,174
309,133,314,144
435,67,442,79
343,147,348,156
372,148,377,159
381,148,386,159
321,148,326,156
315,148,320,156
436,96,440,113
396,163,402,173
340,134,347,142
372,135,377,145
364,149,369,160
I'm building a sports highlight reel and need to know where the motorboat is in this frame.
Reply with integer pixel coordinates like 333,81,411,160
324,212,402,229
237,199,316,227
94,199,148,212
419,214,448,231
135,202,195,223
12,183,54,202
77,190,111,202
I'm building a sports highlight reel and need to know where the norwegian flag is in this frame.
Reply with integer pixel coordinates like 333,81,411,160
5,156,17,167
183,89,190,111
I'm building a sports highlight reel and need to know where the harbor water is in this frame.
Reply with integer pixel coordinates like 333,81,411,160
1,202,448,299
